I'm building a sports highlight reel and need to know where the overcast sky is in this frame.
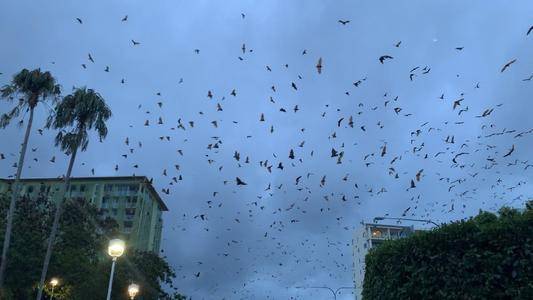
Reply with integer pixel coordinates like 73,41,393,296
0,0,532,299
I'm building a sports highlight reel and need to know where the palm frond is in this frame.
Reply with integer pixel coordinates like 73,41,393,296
49,87,112,154
0,104,22,128
55,131,81,155
0,84,17,99
0,68,60,129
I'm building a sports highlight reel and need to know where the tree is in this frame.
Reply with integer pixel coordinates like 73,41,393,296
36,87,112,300
0,192,186,299
0,69,61,292
363,203,533,299
94,250,182,300
0,192,51,299
111,250,179,299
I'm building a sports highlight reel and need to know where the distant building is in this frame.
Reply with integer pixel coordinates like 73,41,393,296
0,176,167,253
352,223,420,300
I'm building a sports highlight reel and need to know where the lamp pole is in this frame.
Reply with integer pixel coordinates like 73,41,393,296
106,257,118,300
373,216,439,226
106,239,125,300
295,286,355,300
49,278,58,300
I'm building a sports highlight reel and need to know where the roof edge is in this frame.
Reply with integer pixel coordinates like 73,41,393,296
0,176,169,211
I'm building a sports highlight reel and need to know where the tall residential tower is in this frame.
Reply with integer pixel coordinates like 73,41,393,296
353,223,421,299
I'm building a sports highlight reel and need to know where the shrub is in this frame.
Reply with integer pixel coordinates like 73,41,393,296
363,202,533,299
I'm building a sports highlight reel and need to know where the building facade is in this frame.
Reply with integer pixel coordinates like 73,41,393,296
352,223,418,300
0,176,167,253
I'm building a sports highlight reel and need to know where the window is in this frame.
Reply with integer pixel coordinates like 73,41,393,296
123,222,133,233
126,197,138,207
70,185,77,192
371,229,383,238
80,184,86,192
101,197,110,208
112,209,118,216
104,184,113,192
115,184,136,196
27,186,34,193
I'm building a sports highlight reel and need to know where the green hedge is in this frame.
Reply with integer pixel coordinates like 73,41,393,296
363,202,533,299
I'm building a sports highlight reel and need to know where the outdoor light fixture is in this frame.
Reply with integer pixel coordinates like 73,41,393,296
108,238,126,258
106,239,126,300
50,278,59,287
128,283,140,299
49,278,59,300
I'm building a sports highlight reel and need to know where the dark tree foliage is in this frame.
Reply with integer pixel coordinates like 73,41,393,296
0,193,51,299
0,193,186,299
363,201,533,300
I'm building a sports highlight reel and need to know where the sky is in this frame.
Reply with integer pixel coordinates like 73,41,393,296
0,0,532,299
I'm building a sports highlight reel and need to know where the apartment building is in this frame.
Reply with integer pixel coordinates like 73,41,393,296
0,176,167,253
352,223,420,299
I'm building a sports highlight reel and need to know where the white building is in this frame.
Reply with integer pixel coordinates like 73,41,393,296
352,223,419,300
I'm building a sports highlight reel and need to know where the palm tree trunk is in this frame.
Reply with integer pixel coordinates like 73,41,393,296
0,106,35,291
36,146,78,300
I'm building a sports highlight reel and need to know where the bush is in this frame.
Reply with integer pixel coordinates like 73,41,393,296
363,202,533,299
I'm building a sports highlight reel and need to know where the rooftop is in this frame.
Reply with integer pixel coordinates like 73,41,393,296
0,176,168,211
365,223,415,230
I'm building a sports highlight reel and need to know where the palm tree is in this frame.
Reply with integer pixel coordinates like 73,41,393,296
0,69,60,291
36,87,112,300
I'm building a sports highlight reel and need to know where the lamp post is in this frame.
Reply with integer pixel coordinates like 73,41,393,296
295,286,355,300
49,278,59,300
128,283,140,299
373,216,439,226
106,239,125,300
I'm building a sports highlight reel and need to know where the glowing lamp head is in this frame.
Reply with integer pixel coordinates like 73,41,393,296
128,283,140,298
50,278,59,287
108,239,125,258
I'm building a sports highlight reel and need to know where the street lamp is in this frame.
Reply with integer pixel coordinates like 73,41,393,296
106,239,125,300
49,278,59,300
128,283,140,299
373,216,439,226
295,286,355,300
